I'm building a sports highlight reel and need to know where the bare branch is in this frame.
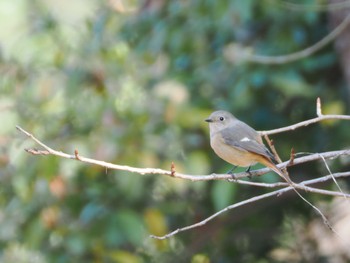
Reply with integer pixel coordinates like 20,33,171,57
233,178,350,198
316,97,323,117
151,171,350,240
260,114,350,136
225,12,350,65
268,0,350,12
16,125,350,181
261,97,350,136
264,135,281,163
150,187,284,240
16,98,350,181
16,104,350,242
16,125,172,176
17,121,350,220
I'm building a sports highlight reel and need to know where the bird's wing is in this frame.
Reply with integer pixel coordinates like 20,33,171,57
221,125,276,161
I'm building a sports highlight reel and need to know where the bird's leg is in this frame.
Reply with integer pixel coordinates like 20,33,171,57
226,165,238,181
226,165,237,175
245,166,252,179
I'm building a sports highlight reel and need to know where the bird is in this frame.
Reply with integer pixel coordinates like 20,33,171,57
205,110,287,180
205,111,322,221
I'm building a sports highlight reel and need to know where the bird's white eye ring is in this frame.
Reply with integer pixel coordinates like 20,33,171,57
219,117,224,121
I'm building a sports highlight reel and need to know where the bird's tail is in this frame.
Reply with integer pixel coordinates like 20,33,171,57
260,158,294,185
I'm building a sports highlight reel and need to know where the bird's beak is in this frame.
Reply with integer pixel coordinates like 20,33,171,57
205,118,213,123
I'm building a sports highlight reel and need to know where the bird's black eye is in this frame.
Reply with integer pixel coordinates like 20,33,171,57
219,117,224,121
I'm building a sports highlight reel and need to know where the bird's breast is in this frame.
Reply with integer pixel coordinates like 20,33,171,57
210,133,258,167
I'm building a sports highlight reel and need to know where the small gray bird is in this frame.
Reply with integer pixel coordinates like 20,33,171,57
205,110,286,178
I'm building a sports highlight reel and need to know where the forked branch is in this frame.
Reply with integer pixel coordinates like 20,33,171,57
16,98,350,240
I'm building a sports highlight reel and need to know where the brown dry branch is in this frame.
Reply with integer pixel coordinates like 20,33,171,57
263,135,280,162
170,162,176,176
289,147,295,166
74,149,81,160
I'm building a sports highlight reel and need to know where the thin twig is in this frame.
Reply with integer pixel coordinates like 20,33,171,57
260,98,350,135
16,125,172,176
288,147,295,166
263,134,290,176
234,12,350,64
260,114,350,136
233,179,350,198
150,187,288,239
264,135,281,162
319,154,348,200
151,171,350,240
267,0,350,12
259,143,344,245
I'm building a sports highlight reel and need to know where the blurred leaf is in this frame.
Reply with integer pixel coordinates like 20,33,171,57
0,242,46,263
230,0,254,22
109,250,143,263
321,101,345,126
116,209,146,246
185,151,210,175
109,42,131,63
143,208,168,250
144,208,168,236
271,71,313,97
24,218,47,249
40,206,60,229
211,180,237,211
79,202,107,224
191,254,211,263
66,234,87,256
0,102,18,135
0,0,28,58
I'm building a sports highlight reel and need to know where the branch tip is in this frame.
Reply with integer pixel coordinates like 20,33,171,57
171,162,176,176
288,148,295,166
316,97,323,117
264,134,281,163
16,125,30,136
74,149,81,160
149,235,163,240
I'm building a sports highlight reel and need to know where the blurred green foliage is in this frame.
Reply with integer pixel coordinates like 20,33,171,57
0,0,349,262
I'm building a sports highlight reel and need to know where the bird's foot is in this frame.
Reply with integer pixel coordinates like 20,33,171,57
226,166,237,181
226,165,237,175
245,166,252,180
